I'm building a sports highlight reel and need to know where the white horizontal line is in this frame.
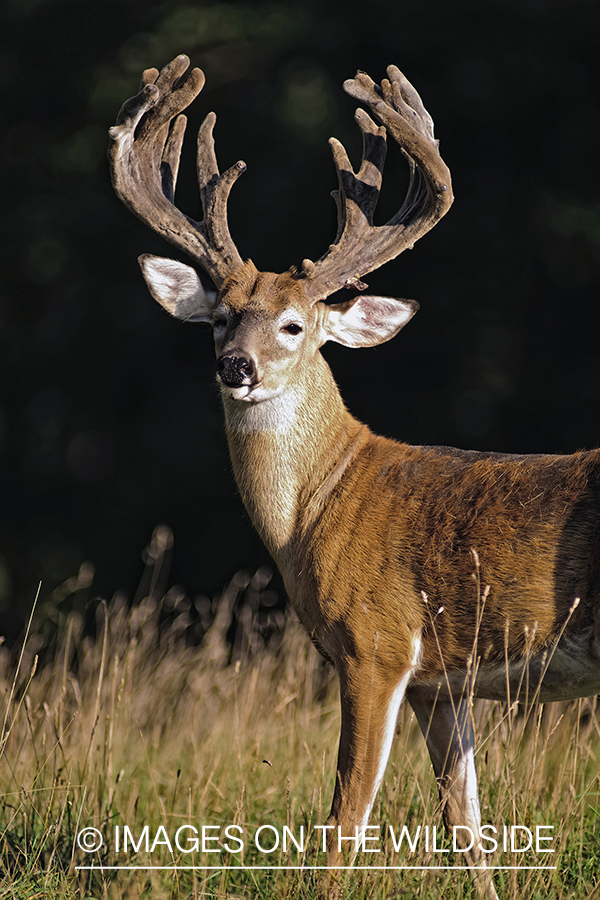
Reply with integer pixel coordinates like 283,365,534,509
75,865,557,871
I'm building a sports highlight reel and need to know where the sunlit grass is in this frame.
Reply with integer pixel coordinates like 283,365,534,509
1,531,599,898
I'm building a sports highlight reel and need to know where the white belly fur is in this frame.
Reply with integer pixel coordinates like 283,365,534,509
410,627,600,703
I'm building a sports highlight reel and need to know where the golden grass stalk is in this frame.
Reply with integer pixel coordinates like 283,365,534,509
0,540,599,898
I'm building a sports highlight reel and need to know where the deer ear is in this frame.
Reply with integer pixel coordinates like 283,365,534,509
321,295,419,348
138,254,218,323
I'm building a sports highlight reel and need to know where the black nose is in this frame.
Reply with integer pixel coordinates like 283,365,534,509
217,353,257,387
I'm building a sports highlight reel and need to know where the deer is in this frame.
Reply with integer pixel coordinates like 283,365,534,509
109,55,600,898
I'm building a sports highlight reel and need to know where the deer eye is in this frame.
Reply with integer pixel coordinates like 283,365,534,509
282,323,302,335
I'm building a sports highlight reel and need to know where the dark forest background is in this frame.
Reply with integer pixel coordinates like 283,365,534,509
1,0,599,642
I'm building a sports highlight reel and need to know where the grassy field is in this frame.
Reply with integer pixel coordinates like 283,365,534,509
1,535,600,898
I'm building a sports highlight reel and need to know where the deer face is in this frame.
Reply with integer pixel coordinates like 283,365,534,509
211,265,322,405
139,254,419,407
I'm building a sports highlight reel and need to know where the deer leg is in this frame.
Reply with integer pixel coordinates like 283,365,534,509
408,695,499,900
323,657,415,895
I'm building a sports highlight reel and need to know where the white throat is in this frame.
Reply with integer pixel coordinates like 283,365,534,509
222,388,299,434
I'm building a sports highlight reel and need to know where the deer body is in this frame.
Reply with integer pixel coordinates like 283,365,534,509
109,57,600,897
221,291,600,696
210,268,600,689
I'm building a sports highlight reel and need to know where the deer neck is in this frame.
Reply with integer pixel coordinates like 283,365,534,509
221,353,364,559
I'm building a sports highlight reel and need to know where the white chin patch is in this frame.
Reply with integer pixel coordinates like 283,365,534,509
222,384,252,401
223,388,298,434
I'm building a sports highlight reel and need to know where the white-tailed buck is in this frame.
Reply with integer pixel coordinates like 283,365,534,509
110,56,600,897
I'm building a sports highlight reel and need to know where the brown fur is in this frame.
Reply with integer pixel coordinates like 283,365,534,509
298,436,600,676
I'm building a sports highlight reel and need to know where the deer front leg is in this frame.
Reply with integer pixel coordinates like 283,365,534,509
408,694,499,899
324,656,415,896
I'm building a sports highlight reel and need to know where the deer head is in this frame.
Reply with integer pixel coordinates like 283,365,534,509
108,56,453,412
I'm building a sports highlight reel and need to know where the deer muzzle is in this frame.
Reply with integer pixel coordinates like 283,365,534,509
216,352,257,388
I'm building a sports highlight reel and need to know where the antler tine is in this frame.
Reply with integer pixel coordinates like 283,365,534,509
161,114,187,202
299,65,453,304
108,54,245,288
197,113,248,254
330,110,388,237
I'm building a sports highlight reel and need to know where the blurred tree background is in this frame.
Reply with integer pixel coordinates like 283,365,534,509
1,0,599,641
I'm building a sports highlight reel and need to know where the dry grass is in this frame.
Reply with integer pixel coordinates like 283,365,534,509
1,530,600,898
